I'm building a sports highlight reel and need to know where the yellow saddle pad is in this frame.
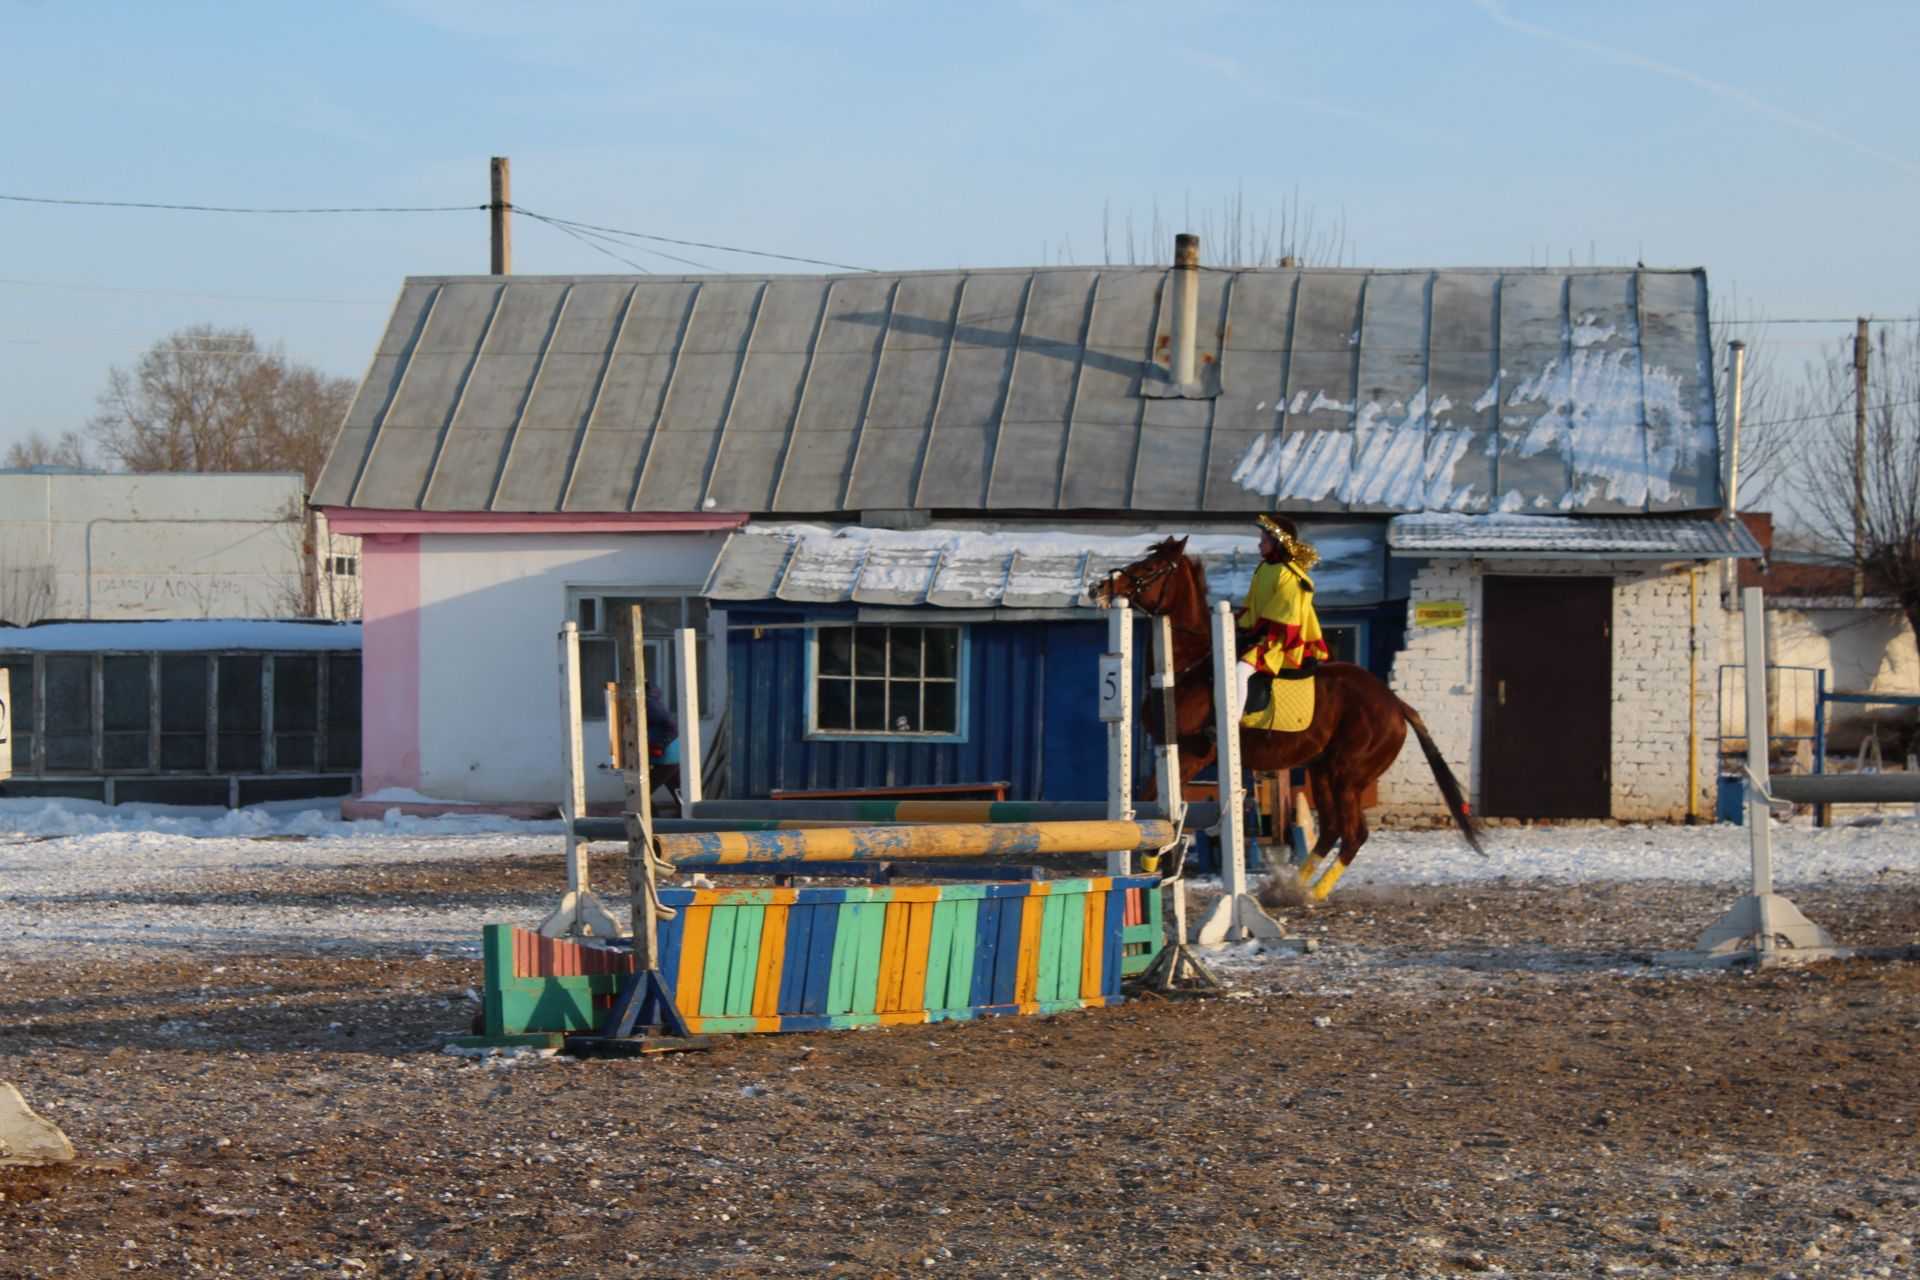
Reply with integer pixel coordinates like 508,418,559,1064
1242,674,1315,732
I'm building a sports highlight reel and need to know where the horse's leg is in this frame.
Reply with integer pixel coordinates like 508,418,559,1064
1297,768,1340,886
1310,777,1370,901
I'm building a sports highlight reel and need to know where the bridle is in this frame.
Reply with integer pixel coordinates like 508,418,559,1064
1104,553,1182,608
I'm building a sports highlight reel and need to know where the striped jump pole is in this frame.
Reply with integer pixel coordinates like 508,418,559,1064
684,798,1215,825
657,819,1179,868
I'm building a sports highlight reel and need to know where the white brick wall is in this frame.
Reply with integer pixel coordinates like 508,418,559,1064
1377,559,1723,823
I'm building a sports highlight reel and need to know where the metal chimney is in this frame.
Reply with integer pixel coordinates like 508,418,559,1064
1171,233,1199,388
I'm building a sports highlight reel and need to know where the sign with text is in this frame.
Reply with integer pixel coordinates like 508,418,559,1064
1414,600,1467,628
1097,653,1126,722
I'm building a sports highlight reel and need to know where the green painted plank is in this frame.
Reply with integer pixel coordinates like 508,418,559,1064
1055,887,1086,1004
849,900,888,1016
826,902,866,1015
944,898,979,1009
1037,893,1066,1005
725,902,764,1017
701,905,740,1017
923,900,957,1012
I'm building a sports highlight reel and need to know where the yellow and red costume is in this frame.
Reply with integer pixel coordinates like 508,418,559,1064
1236,516,1328,731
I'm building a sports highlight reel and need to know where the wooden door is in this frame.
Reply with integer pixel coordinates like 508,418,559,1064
1480,576,1612,818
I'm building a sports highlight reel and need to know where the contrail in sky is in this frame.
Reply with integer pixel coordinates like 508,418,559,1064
1474,0,1920,179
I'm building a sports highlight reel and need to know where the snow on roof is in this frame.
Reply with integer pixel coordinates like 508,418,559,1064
1387,513,1763,559
0,619,361,653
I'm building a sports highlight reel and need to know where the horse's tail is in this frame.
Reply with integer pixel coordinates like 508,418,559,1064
1396,699,1485,855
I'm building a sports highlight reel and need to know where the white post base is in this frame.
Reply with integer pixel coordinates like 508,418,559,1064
1190,892,1304,949
537,889,626,940
1655,893,1843,968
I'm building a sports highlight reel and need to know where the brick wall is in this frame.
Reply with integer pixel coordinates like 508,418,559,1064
1377,559,1723,823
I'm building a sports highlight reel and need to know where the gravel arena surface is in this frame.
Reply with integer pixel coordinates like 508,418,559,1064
3,838,1918,1279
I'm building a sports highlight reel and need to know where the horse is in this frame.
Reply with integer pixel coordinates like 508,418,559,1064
1090,536,1482,898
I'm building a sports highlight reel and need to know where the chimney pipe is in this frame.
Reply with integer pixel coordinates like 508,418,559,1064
1171,233,1199,388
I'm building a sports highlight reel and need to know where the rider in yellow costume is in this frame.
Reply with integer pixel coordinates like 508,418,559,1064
1235,514,1328,730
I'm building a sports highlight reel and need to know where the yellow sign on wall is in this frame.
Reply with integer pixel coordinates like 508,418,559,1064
1414,601,1467,628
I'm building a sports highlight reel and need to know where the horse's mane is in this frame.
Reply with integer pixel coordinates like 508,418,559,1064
1147,536,1210,621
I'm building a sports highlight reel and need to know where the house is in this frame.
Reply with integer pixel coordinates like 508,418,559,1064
311,255,1758,821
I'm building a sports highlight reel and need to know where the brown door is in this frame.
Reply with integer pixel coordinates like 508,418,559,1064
1481,575,1612,818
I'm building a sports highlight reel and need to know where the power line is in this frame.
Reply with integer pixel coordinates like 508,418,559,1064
0,277,386,307
1739,396,1920,431
518,210,722,273
0,193,481,215
1719,316,1920,326
515,207,873,273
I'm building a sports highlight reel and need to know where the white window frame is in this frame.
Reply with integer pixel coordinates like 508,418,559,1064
804,621,969,743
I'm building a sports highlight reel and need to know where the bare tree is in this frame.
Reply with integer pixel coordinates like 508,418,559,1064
86,325,354,488
1790,318,1920,653
4,429,94,470
1097,190,1353,268
1710,306,1790,511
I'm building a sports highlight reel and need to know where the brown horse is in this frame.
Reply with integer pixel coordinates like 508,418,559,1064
1091,536,1481,897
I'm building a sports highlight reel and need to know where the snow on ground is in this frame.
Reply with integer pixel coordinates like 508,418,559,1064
2,795,1915,962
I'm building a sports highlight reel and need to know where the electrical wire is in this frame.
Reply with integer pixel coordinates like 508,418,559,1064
0,193,482,214
514,206,873,273
1737,396,1920,432
0,277,386,307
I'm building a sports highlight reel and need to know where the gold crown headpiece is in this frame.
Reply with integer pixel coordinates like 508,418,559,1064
1255,514,1321,571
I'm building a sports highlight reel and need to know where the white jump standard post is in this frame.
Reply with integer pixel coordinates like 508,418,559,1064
1658,586,1841,968
538,621,622,939
1192,600,1294,947
1100,600,1135,875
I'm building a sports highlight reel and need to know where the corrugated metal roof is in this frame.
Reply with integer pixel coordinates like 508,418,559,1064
314,266,1720,517
703,521,1387,609
1388,513,1763,558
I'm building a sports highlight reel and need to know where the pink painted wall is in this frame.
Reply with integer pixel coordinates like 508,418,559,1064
357,533,421,792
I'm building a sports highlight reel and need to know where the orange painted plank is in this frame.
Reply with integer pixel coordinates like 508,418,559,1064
875,900,912,1013
1015,895,1045,1006
1081,892,1106,1000
752,903,791,1018
676,905,712,1012
899,901,934,1014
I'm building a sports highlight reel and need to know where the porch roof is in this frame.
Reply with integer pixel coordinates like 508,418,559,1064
1387,512,1764,559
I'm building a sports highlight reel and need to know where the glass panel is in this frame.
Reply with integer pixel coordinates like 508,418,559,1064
160,656,207,733
817,678,851,731
854,679,887,731
326,656,359,729
924,629,959,679
638,597,681,635
218,733,262,772
4,657,34,726
274,656,318,733
102,657,150,732
577,597,598,631
44,734,91,772
218,657,262,732
818,627,852,676
888,629,922,677
1322,625,1357,665
579,639,616,719
888,681,920,732
161,735,207,770
104,732,149,771
44,656,91,733
853,626,886,676
275,735,315,771
924,682,958,734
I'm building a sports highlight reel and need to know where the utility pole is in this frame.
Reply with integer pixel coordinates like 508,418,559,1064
1853,317,1868,601
490,156,512,275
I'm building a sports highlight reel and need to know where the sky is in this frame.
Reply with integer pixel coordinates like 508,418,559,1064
4,0,1917,481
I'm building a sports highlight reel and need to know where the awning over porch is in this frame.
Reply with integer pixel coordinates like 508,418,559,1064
1387,513,1764,560
702,522,1388,610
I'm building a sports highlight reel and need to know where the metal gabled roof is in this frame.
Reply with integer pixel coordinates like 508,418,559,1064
313,266,1720,518
702,520,1388,610
1388,512,1763,559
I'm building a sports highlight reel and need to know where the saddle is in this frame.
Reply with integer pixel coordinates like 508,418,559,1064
1241,663,1317,733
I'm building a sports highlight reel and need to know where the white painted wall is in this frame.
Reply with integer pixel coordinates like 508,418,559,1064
1378,559,1722,823
0,471,357,622
412,530,732,805
1755,605,1918,750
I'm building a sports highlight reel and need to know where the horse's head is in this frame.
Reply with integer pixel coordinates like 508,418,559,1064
1090,536,1190,615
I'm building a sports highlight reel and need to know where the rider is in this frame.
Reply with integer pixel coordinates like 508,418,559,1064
1235,513,1328,722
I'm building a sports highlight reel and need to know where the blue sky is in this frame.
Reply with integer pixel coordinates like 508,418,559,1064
4,0,1916,463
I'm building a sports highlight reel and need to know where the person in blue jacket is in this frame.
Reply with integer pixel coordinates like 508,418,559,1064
643,680,682,814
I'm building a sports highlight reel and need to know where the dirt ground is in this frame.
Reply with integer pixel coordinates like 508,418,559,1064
3,848,1918,1279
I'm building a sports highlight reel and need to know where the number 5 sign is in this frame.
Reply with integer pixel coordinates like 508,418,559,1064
1097,653,1126,723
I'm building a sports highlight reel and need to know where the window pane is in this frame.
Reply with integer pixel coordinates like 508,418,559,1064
161,735,207,770
218,657,262,732
924,629,959,678
44,656,91,733
853,627,886,676
817,678,851,731
218,733,262,772
579,639,616,720
276,735,315,771
888,680,920,732
104,731,149,771
45,734,91,772
103,657,150,732
854,679,887,731
274,656,318,733
888,629,922,677
924,682,958,734
4,657,34,728
818,627,852,676
577,597,598,632
161,656,207,732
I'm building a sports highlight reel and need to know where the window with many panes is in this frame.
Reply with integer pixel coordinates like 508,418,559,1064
810,624,963,738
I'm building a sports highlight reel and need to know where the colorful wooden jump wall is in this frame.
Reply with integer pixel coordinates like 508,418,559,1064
480,876,1163,1040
